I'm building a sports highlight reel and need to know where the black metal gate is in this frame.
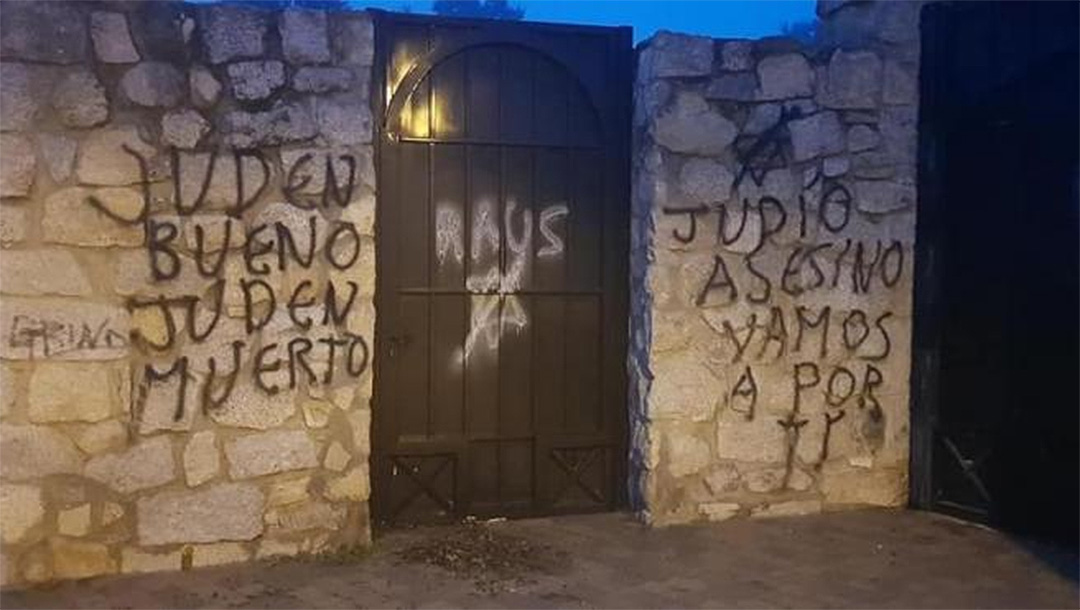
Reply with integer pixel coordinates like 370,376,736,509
371,12,632,524
912,1,1079,545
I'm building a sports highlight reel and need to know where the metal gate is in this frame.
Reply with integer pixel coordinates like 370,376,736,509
371,12,632,524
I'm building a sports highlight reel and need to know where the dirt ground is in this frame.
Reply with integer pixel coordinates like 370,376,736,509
3,508,1077,609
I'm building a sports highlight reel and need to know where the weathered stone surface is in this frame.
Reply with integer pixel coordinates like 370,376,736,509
698,502,740,522
787,111,845,161
348,408,371,456
0,2,87,64
90,12,140,63
52,70,109,128
715,417,787,463
121,62,185,107
265,500,344,532
20,547,52,583
743,103,782,135
752,499,822,518
0,134,35,197
325,466,369,501
847,124,879,152
817,50,882,109
266,476,311,507
650,351,719,422
225,430,319,479
823,155,850,177
221,102,318,148
37,134,77,182
189,66,222,108
719,40,753,71
184,431,220,487
705,73,757,102
74,420,128,455
42,187,144,247
58,503,92,537
200,5,268,65
102,502,125,526
0,484,43,543
315,96,372,146
854,179,915,213
0,63,39,131
679,158,734,203
280,10,330,64
652,93,737,155
323,441,351,472
301,398,333,428
0,297,130,361
663,429,711,478
137,482,264,545
75,126,157,186
0,364,16,417
210,381,296,430
121,548,180,574
333,14,374,66
137,369,196,435
293,66,353,93
0,206,26,245
227,60,286,101
257,538,301,560
161,109,210,149
640,31,713,79
50,538,116,580
29,362,123,423
883,60,916,105
192,542,250,568
756,53,813,100
1,425,82,480
704,464,741,494
0,250,91,296
86,436,176,494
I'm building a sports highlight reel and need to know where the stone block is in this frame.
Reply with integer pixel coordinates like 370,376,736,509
854,179,914,214
649,351,719,422
121,548,180,574
752,499,822,518
266,476,311,507
883,60,916,105
184,431,219,487
817,50,882,110
315,95,373,146
0,297,130,361
74,420,128,456
1,425,82,481
742,103,782,135
50,538,116,580
227,60,286,101
161,109,210,149
280,10,330,64
43,187,144,247
136,366,197,435
37,134,77,183
225,430,319,479
715,416,787,463
662,426,711,478
58,503,91,537
719,40,753,71
28,362,124,423
0,484,43,543
0,63,40,131
209,381,297,430
0,134,35,197
189,66,222,108
0,250,91,297
52,70,109,128
257,538,300,560
652,92,737,155
323,441,351,472
640,31,713,79
20,547,52,583
121,62,185,108
301,398,333,428
332,14,374,66
756,53,813,100
192,542,250,568
0,363,16,417
137,482,264,545
91,12,140,63
0,205,26,245
787,111,845,162
679,158,734,203
821,465,906,505
0,2,87,64
698,502,740,522
220,102,318,148
265,500,344,533
102,502,125,526
347,408,371,456
704,73,758,102
293,66,353,93
823,155,850,177
325,465,369,502
847,124,879,152
704,464,741,494
86,436,176,494
75,126,158,186
200,5,268,65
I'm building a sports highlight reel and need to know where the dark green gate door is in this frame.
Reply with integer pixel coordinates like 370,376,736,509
371,12,631,524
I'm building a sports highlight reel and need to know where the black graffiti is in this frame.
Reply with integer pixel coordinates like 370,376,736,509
697,254,738,306
730,365,757,421
817,410,847,466
734,106,802,189
7,315,128,359
661,205,709,243
776,409,810,489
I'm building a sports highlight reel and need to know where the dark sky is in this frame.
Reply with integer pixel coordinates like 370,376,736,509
355,1,817,43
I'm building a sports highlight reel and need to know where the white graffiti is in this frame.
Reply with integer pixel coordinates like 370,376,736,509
537,204,569,258
434,203,464,266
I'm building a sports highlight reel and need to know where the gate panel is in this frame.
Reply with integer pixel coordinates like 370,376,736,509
372,13,631,524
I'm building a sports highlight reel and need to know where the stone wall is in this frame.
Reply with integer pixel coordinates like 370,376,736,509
629,1,922,525
0,1,375,585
